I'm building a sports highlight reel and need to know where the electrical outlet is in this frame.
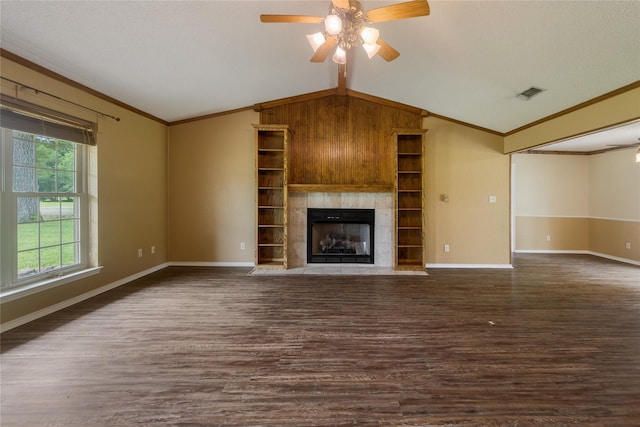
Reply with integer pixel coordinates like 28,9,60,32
151,246,156,254
240,242,246,250
138,248,143,257
489,195,497,203
444,244,450,252
546,235,551,241
626,242,631,250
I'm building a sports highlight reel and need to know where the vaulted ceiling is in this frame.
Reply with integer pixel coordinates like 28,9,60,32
1,1,639,140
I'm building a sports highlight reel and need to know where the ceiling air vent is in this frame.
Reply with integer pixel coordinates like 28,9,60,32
517,87,545,100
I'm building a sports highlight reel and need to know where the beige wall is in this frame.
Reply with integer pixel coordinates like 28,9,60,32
167,113,512,267
1,58,168,326
513,153,590,252
589,218,640,261
513,154,589,217
515,216,589,251
588,148,640,261
589,148,640,220
508,86,639,263
168,111,258,263
513,150,639,262
423,117,511,265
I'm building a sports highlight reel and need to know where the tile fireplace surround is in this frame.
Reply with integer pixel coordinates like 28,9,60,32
290,192,392,268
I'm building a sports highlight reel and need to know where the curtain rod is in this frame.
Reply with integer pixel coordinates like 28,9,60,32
1,76,120,122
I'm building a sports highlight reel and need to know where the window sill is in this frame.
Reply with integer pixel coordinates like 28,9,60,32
0,267,103,303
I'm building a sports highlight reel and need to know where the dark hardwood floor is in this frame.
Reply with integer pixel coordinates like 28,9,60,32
2,254,639,426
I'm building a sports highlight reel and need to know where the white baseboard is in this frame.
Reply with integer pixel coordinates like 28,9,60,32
426,263,513,269
514,250,640,266
587,251,640,267
1,263,169,333
514,249,591,254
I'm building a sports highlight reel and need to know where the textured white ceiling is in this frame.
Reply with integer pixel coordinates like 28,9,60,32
1,1,639,136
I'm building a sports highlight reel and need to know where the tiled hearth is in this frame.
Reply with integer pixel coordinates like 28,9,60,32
249,264,427,275
289,192,393,268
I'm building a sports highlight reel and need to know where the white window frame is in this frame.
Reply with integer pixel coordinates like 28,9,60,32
0,105,100,301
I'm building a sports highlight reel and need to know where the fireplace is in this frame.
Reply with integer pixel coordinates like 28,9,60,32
307,208,374,264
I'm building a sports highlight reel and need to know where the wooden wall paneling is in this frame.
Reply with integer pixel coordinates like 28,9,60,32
260,94,422,188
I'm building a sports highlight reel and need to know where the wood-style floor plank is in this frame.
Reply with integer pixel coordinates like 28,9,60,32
1,254,639,426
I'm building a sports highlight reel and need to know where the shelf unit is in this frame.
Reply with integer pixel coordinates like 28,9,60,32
394,129,427,270
254,124,290,269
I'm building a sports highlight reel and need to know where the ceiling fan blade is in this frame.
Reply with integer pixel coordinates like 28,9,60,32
260,15,323,24
332,0,351,9
311,35,339,63
376,39,400,62
366,0,430,23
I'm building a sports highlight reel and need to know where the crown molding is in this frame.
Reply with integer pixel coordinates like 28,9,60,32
426,112,504,136
169,106,256,126
504,81,640,136
252,88,339,112
1,49,169,125
345,89,429,117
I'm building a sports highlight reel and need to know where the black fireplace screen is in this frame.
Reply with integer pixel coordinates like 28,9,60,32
307,208,374,264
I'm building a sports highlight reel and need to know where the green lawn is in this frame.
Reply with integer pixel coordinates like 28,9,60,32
17,202,77,273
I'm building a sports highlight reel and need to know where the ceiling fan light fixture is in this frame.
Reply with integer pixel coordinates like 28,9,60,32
306,32,326,52
261,0,431,65
363,42,381,59
324,14,342,35
332,46,347,64
360,26,379,45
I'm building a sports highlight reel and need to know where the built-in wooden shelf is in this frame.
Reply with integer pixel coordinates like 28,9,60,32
394,129,427,271
254,124,290,269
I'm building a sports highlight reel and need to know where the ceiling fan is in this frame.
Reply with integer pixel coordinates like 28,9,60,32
260,0,430,64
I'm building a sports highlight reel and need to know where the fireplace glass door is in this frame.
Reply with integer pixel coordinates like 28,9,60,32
307,208,374,264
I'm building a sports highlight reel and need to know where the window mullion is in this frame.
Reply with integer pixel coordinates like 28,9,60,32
2,125,90,292
1,130,18,286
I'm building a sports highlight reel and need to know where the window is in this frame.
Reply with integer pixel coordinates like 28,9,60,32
1,96,96,296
